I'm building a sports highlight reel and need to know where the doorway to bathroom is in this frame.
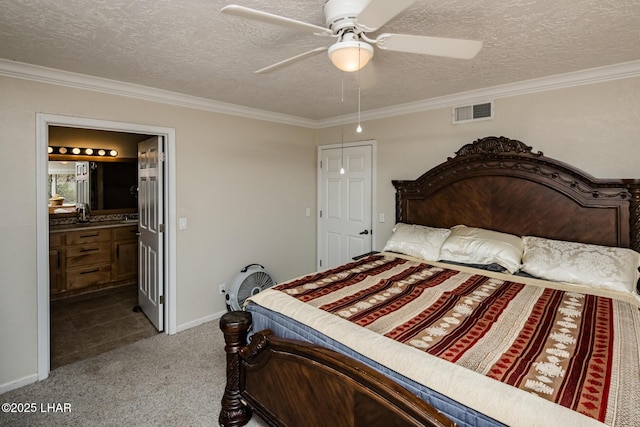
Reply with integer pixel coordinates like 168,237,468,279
36,114,177,380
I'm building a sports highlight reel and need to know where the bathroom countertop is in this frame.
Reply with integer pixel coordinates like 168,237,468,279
50,220,139,233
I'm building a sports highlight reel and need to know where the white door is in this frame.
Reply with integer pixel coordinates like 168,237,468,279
138,136,164,331
318,143,373,270
75,161,89,205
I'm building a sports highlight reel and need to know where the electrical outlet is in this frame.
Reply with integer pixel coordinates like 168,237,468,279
219,283,226,295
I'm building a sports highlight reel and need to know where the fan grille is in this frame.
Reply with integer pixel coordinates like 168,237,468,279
237,271,275,304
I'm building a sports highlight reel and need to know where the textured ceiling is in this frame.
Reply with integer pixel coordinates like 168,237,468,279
1,0,639,121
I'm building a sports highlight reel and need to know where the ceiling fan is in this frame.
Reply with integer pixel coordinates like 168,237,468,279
221,0,483,74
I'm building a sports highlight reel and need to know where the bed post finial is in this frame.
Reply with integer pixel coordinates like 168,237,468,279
219,311,252,427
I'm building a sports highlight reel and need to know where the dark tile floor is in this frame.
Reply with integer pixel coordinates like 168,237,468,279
50,285,159,370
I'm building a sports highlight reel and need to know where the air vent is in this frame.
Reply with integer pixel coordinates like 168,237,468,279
452,101,494,124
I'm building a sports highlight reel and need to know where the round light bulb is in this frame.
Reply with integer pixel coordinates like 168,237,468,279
72,147,81,155
340,167,345,175
109,150,118,157
85,148,93,155
356,124,362,133
98,149,106,156
58,147,67,154
48,146,53,154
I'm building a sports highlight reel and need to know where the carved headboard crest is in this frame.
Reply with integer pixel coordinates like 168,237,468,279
450,136,542,159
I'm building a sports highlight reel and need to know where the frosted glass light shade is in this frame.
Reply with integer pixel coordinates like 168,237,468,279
328,41,374,72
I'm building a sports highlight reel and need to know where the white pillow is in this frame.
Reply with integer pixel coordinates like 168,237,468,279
521,236,640,295
382,223,451,261
439,225,523,274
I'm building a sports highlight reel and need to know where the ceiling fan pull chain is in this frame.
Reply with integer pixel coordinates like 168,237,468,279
357,47,363,133
340,76,346,175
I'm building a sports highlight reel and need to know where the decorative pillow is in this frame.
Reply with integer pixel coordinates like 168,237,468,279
382,223,451,261
439,225,523,274
521,236,640,295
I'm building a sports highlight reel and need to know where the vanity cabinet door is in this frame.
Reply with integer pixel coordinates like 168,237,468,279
49,233,65,295
114,226,138,281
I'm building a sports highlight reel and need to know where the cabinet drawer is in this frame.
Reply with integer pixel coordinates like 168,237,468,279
66,264,112,290
113,225,138,241
49,233,64,248
66,229,112,245
66,242,111,267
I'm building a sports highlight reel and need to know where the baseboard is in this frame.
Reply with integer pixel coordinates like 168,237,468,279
0,373,38,395
176,309,227,333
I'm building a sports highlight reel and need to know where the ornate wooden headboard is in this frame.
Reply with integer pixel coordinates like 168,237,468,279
393,136,640,252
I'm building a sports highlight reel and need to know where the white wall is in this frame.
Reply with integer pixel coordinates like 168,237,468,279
0,76,317,389
315,77,640,250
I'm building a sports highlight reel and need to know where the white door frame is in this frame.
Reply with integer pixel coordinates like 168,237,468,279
317,140,377,269
35,113,177,380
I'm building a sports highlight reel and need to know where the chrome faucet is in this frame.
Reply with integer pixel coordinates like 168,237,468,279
76,203,90,223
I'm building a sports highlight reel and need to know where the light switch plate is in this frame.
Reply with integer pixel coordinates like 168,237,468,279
179,217,187,229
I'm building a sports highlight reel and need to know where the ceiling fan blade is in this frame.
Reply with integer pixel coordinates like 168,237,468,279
376,33,482,59
255,46,328,74
221,5,333,37
355,0,418,32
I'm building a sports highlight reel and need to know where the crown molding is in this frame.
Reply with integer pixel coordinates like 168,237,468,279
0,59,317,128
316,60,640,128
2,58,639,130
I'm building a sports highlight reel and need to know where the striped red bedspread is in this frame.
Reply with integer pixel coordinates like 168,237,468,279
269,254,640,426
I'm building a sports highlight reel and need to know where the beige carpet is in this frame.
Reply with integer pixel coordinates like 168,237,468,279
0,319,268,426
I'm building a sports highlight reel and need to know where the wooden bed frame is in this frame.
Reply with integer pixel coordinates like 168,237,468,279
219,136,640,427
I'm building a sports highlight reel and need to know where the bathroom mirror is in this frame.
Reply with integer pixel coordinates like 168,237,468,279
48,158,137,215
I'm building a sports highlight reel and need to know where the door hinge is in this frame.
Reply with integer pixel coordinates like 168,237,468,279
159,152,166,162
159,224,165,232
319,260,322,267
160,295,164,305
319,160,322,169
319,210,322,218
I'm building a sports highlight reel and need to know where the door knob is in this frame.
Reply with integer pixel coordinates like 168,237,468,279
359,230,369,235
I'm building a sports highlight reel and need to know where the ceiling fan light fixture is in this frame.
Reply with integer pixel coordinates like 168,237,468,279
328,40,374,72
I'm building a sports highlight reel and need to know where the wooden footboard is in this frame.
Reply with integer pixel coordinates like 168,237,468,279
219,311,455,427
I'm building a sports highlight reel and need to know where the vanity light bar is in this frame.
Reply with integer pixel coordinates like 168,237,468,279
48,146,118,157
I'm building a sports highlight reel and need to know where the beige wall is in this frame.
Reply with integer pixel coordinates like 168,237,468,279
2,73,639,392
0,76,317,388
315,77,640,250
